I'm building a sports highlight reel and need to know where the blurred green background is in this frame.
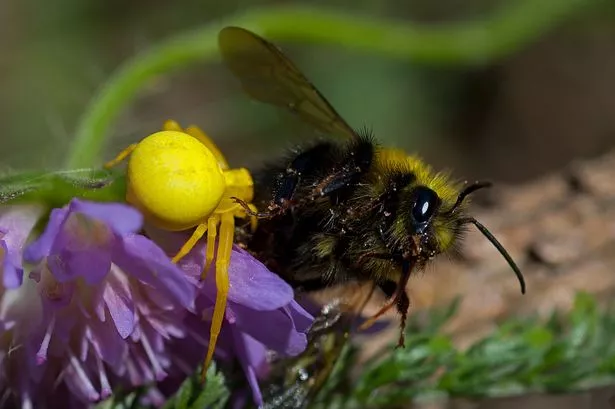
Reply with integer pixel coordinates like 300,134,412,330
1,0,614,184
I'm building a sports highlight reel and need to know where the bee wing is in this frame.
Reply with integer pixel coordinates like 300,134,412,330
218,26,359,141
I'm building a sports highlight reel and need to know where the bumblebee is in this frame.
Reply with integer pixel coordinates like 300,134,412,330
219,27,526,346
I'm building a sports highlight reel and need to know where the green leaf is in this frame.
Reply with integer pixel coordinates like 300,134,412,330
190,365,229,409
422,297,461,334
161,364,229,409
0,168,126,208
313,292,615,408
174,377,194,409
93,389,146,409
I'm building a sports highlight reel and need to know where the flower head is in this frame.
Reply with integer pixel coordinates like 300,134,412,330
1,199,196,407
0,197,314,408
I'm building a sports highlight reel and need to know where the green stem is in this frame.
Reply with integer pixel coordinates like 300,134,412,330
66,0,593,169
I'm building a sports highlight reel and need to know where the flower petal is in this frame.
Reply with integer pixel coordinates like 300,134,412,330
23,207,68,263
0,205,44,288
69,199,143,236
147,227,294,311
1,240,21,289
231,330,267,406
103,269,136,339
283,300,313,334
232,303,308,356
113,234,195,310
86,318,128,369
47,212,113,284
226,247,293,311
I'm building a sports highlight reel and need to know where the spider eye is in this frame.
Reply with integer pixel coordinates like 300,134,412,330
411,187,440,225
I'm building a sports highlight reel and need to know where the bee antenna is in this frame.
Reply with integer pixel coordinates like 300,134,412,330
444,181,492,216
462,217,526,295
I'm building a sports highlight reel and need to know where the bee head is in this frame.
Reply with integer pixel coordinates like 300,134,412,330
402,181,525,294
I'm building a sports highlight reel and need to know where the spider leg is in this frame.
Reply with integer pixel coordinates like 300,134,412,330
163,119,230,170
230,201,259,233
171,223,208,263
248,203,259,232
223,168,258,226
104,144,137,169
162,119,183,132
202,215,220,280
186,125,229,170
200,212,234,382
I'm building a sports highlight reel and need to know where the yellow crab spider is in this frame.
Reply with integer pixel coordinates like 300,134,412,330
104,119,258,381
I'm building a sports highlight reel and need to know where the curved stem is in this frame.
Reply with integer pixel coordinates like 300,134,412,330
66,0,593,168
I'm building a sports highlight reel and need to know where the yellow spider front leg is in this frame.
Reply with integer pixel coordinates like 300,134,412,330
204,215,219,278
104,144,137,169
105,120,258,383
171,223,207,264
164,119,230,170
201,211,234,381
247,203,258,233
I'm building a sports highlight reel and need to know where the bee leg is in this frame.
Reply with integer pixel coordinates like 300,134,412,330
376,280,409,347
358,259,413,334
395,291,410,348
357,291,399,331
232,197,274,218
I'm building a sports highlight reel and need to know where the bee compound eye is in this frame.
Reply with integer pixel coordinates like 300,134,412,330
411,187,440,224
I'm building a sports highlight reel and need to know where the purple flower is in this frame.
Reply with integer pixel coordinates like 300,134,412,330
1,197,314,408
0,205,44,289
148,227,314,406
1,199,196,408
0,204,46,407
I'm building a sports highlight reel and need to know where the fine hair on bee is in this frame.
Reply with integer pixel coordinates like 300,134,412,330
218,26,526,348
